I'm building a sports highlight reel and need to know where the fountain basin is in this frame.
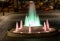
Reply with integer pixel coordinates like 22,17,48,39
7,27,57,38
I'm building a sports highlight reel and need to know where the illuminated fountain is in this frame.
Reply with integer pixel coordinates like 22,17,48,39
7,1,56,37
43,20,52,32
13,22,19,33
12,19,55,33
19,20,23,30
12,1,55,33
43,22,47,32
24,1,42,27
28,25,31,33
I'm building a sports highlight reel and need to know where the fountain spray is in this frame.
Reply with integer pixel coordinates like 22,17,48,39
19,20,23,30
13,22,19,33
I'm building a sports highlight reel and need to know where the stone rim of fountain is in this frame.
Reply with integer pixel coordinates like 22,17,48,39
8,26,56,33
7,27,58,38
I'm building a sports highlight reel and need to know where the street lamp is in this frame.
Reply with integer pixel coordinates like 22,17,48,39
14,0,19,12
0,0,6,16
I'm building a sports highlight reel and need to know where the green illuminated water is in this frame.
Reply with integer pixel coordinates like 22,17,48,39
24,2,42,27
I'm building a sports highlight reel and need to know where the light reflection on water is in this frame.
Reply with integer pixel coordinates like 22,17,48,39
20,37,59,41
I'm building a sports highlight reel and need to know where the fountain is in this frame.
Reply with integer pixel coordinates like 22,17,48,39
19,20,23,30
42,19,52,32
24,1,42,27
43,22,46,32
7,1,57,38
28,24,31,33
13,22,19,33
12,19,55,33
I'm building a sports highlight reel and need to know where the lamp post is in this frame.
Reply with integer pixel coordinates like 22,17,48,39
1,2,4,16
0,0,6,16
14,0,19,12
